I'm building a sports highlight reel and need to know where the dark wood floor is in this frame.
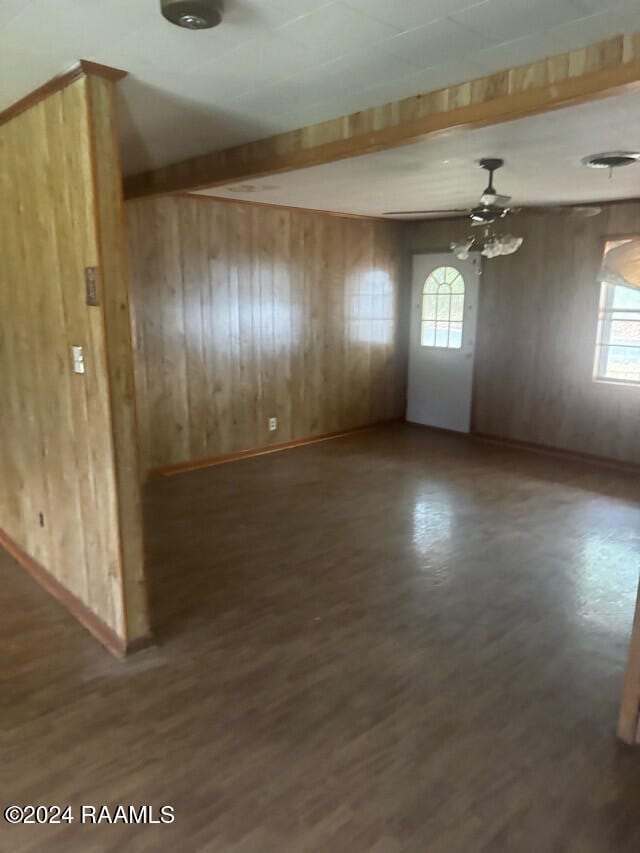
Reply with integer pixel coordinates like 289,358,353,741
3,424,640,852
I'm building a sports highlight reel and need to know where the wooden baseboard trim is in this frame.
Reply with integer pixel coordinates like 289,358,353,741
0,528,152,659
405,421,471,439
473,431,640,474
404,422,640,473
125,633,155,656
0,60,127,128
150,420,401,478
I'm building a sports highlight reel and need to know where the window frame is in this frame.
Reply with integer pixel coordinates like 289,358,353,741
592,236,640,389
420,266,465,351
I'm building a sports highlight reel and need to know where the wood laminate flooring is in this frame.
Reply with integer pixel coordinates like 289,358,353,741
3,424,640,852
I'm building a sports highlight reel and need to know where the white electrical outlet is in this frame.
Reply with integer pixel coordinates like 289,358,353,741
269,417,277,431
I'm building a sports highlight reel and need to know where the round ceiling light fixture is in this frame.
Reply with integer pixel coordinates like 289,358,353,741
582,151,640,169
161,0,222,29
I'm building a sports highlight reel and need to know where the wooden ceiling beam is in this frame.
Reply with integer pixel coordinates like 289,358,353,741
124,31,640,200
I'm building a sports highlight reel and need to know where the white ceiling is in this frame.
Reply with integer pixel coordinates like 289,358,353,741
0,0,639,177
194,91,640,216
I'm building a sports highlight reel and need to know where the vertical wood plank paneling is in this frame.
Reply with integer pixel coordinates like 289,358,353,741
2,100,53,572
43,85,94,609
127,196,405,473
301,212,318,436
127,201,152,466
309,214,326,436
85,74,150,642
273,208,293,438
288,212,306,439
234,203,259,451
162,200,191,463
0,78,124,629
0,74,148,647
177,198,207,462
226,205,245,451
327,215,345,432
255,205,275,447
374,219,404,421
404,201,640,463
207,200,233,454
345,220,372,428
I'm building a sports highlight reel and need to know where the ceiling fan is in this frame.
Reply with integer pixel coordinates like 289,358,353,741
382,158,603,222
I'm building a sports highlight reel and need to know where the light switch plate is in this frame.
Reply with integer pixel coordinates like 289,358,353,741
72,345,85,374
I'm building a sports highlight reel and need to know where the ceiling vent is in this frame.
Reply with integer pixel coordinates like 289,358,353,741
161,0,222,29
582,151,640,169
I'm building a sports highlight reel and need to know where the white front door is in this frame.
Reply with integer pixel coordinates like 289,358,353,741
406,252,480,433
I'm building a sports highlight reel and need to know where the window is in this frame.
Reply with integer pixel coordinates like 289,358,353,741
421,266,465,349
594,240,640,386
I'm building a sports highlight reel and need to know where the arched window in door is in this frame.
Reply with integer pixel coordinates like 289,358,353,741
421,266,465,349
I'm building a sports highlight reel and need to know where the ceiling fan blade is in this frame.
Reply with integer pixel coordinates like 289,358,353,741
523,205,603,218
382,209,470,216
481,192,512,207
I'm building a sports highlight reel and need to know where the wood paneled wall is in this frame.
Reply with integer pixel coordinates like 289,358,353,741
404,201,640,464
126,196,406,473
85,74,149,642
0,74,149,651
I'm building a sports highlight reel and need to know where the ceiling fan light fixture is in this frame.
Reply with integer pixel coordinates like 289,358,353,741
481,238,502,259
451,238,475,260
454,229,523,261
161,0,222,29
498,234,524,255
